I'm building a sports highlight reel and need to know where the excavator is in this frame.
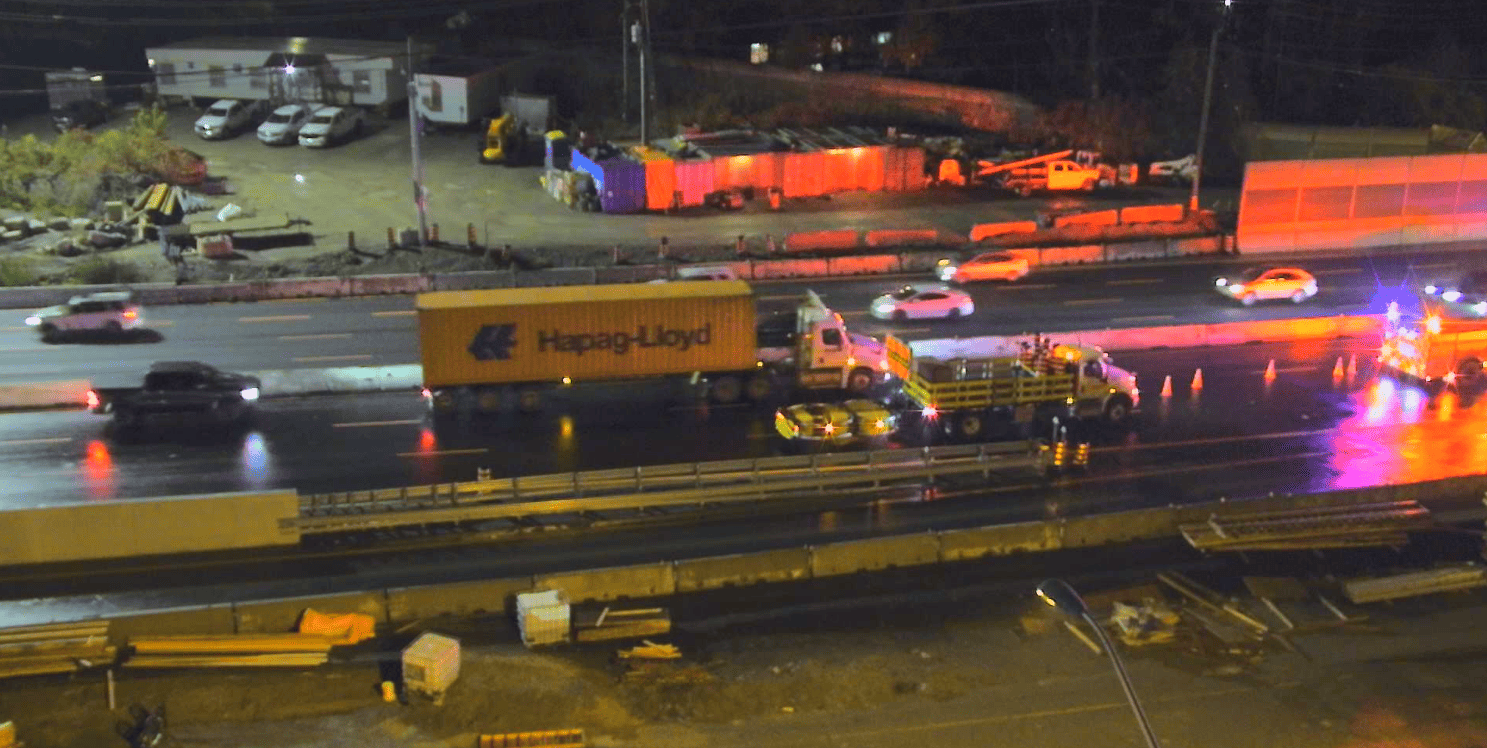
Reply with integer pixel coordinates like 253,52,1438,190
479,112,531,165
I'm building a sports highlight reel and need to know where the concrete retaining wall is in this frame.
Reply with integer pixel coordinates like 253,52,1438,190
1054,210,1119,228
36,471,1487,635
0,379,90,409
1120,204,1186,224
970,221,1039,242
865,229,939,247
784,230,861,253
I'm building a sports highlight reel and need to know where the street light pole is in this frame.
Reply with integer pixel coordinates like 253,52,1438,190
406,36,429,246
1037,579,1162,748
1189,0,1232,214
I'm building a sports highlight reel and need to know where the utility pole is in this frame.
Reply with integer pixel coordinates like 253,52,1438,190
1088,0,1100,99
637,0,652,144
406,36,428,246
621,5,630,123
1190,0,1231,213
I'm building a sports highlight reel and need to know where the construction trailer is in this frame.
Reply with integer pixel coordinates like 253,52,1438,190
414,57,504,128
144,37,431,110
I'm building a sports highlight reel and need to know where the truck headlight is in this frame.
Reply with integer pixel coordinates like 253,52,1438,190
1443,290,1463,303
24,316,40,326
873,303,895,314
240,387,260,402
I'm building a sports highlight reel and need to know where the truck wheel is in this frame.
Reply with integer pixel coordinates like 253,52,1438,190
1456,358,1483,387
845,367,875,394
892,310,908,322
710,375,743,404
517,387,543,413
38,323,56,342
114,406,139,429
1018,185,1034,197
1104,395,1133,424
431,390,456,413
1240,293,1257,307
746,374,775,401
477,388,503,413
1082,179,1096,192
954,412,985,440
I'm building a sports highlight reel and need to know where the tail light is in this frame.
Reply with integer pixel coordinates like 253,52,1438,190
86,390,99,409
122,309,139,320
420,388,432,400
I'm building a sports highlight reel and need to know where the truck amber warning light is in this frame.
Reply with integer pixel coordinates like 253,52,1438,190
537,324,713,356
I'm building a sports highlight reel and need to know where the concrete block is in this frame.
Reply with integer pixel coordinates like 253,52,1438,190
1060,507,1177,547
673,549,812,592
750,259,832,279
1038,244,1104,266
0,230,22,243
0,379,91,409
784,230,860,253
534,561,676,603
249,365,422,396
864,229,939,247
433,270,517,290
1105,240,1170,262
810,533,941,577
1171,235,1224,255
1053,210,1119,228
826,254,899,276
2,217,25,231
348,274,430,296
47,217,71,231
969,220,1038,242
514,268,599,287
1119,204,1185,224
107,605,237,643
900,251,952,273
234,591,389,634
386,577,534,622
938,522,1062,561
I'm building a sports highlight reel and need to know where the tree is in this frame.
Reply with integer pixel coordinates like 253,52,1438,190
1039,97,1156,163
879,13,940,71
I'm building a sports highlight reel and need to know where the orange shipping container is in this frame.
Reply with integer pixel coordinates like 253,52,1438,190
782,151,826,198
417,282,759,388
630,146,676,211
854,146,888,192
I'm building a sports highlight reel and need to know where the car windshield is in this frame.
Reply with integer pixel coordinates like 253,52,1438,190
890,287,918,300
310,114,334,124
975,254,1008,264
267,112,293,123
1235,267,1268,282
208,104,232,115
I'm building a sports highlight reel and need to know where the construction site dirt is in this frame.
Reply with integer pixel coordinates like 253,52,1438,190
2,568,1486,748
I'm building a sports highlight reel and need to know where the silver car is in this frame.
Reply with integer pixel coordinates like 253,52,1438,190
257,104,316,145
25,291,144,340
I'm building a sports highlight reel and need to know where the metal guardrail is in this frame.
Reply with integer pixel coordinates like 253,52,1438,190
1178,500,1433,551
291,441,1045,535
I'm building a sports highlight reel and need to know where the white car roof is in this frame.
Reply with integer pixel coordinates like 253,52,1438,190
271,104,310,115
312,106,345,116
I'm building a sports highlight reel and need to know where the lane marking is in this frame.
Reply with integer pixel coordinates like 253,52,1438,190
1063,298,1122,306
757,295,803,302
333,419,422,428
840,310,869,318
1412,262,1458,270
1111,315,1175,324
292,354,373,363
995,283,1056,291
371,310,416,317
1,326,31,332
1105,278,1161,286
279,333,353,341
1249,365,1319,374
0,437,72,446
398,448,488,458
239,314,311,323
892,326,935,334
148,320,175,327
1313,268,1364,276
0,347,54,354
261,297,328,303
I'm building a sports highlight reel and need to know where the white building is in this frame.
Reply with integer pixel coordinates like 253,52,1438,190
144,37,430,111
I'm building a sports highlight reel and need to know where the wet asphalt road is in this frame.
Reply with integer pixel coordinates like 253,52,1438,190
0,245,1470,385
0,337,1476,508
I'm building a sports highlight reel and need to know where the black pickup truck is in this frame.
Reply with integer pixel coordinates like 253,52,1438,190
89,361,262,427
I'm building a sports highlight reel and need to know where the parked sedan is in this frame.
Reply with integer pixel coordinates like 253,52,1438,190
194,99,266,140
297,106,366,148
1214,267,1318,306
937,251,1030,283
257,104,317,145
870,285,975,321
775,399,896,447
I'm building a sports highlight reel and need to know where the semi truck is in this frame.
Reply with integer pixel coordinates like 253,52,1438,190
1378,299,1487,391
884,334,1138,441
417,281,887,413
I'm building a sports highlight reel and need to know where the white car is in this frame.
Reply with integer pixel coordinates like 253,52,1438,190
297,106,365,148
647,265,740,283
194,99,266,140
871,285,975,321
25,291,144,340
937,251,1030,283
257,104,317,145
1214,267,1319,306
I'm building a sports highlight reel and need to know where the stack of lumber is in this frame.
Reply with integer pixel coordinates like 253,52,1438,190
572,607,670,643
1344,564,1487,604
125,634,341,669
618,641,681,660
0,621,114,679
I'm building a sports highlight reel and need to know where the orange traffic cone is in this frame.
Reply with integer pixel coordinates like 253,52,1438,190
1191,368,1204,390
1347,354,1358,378
1264,359,1277,381
1160,375,1173,398
1332,357,1344,379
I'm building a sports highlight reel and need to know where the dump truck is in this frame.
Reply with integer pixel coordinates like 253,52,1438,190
417,281,888,413
884,334,1138,441
1378,298,1487,392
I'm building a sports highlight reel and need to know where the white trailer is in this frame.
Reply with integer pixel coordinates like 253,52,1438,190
414,59,504,127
